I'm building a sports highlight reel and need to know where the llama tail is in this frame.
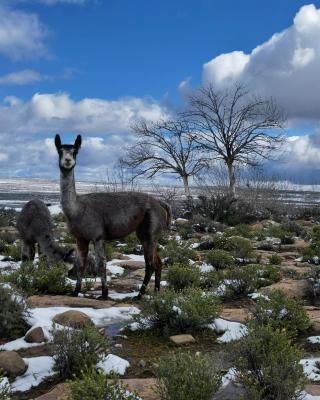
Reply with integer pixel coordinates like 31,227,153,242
159,200,172,228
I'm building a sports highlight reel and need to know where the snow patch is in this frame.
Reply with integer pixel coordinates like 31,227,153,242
209,318,247,343
300,357,320,381
97,354,130,375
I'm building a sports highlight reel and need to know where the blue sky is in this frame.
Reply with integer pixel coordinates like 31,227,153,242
1,0,320,183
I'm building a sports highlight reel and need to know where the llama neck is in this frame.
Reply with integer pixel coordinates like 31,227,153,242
38,236,67,262
60,169,77,217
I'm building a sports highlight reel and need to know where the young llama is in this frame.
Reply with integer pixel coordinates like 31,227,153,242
54,134,171,299
17,199,75,264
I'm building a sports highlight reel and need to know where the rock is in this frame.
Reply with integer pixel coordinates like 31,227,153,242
0,351,27,377
119,378,159,400
169,334,196,345
118,260,145,270
259,279,309,299
34,383,70,400
213,382,246,400
111,252,131,260
25,327,45,343
138,359,147,368
53,310,94,328
305,384,320,396
220,308,249,323
28,295,116,309
304,306,320,333
197,240,215,251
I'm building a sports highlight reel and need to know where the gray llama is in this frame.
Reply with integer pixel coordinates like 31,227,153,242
17,199,75,264
54,134,171,299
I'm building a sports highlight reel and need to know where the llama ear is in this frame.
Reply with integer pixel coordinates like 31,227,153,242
54,134,61,150
74,135,82,150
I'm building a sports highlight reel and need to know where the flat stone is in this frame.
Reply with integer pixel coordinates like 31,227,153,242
0,351,27,377
34,383,70,400
53,310,94,328
119,378,159,400
111,252,131,260
25,327,45,343
220,308,249,323
169,334,196,345
28,295,116,309
117,260,145,270
305,384,320,396
259,279,309,299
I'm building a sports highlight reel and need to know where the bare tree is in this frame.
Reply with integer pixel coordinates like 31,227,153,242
184,83,286,195
121,118,208,196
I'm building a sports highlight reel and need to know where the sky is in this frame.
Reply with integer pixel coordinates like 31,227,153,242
1,0,320,184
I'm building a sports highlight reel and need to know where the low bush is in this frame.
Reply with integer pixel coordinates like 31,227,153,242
0,208,17,227
3,242,21,261
0,285,29,340
267,225,294,245
205,249,234,270
120,232,140,254
7,260,73,295
224,224,254,239
52,325,108,379
0,373,10,400
0,231,16,245
136,287,221,335
175,223,194,240
268,253,282,265
224,236,253,259
308,265,320,298
281,221,305,238
69,369,140,400
251,289,311,337
167,263,201,291
155,352,221,400
235,323,305,400
223,264,280,299
162,241,197,266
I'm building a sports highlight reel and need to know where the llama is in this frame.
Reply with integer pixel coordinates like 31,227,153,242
54,134,171,299
17,199,75,264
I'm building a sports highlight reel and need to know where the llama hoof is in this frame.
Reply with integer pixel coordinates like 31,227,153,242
72,291,80,297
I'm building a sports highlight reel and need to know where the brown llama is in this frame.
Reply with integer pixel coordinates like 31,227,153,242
54,134,171,299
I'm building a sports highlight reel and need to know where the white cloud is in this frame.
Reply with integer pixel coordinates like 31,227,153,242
0,5,48,60
0,92,168,179
0,70,42,85
201,4,320,120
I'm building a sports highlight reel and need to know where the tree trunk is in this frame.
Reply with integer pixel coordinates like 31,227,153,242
182,174,191,197
227,163,236,196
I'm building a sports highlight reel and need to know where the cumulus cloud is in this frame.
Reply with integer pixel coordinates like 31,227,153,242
0,92,168,179
0,5,48,60
202,4,320,120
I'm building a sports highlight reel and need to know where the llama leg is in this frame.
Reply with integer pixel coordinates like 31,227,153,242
138,240,156,297
154,251,162,291
21,240,34,262
74,239,89,296
94,239,108,300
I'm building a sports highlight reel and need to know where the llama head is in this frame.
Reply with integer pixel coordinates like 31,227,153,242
54,134,82,171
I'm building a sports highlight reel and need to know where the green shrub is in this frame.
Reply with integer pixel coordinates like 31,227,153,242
224,224,253,239
224,236,253,259
167,263,201,290
52,325,108,379
136,288,221,335
267,225,294,245
0,231,16,245
104,243,113,261
205,249,234,270
120,232,140,254
201,270,222,289
251,289,311,338
3,242,21,261
0,240,6,253
155,352,221,400
0,373,10,400
0,285,29,340
162,241,197,266
268,253,282,265
63,233,76,244
176,223,194,240
281,221,305,238
69,369,140,400
249,264,281,287
7,260,73,295
0,208,17,227
235,323,305,400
